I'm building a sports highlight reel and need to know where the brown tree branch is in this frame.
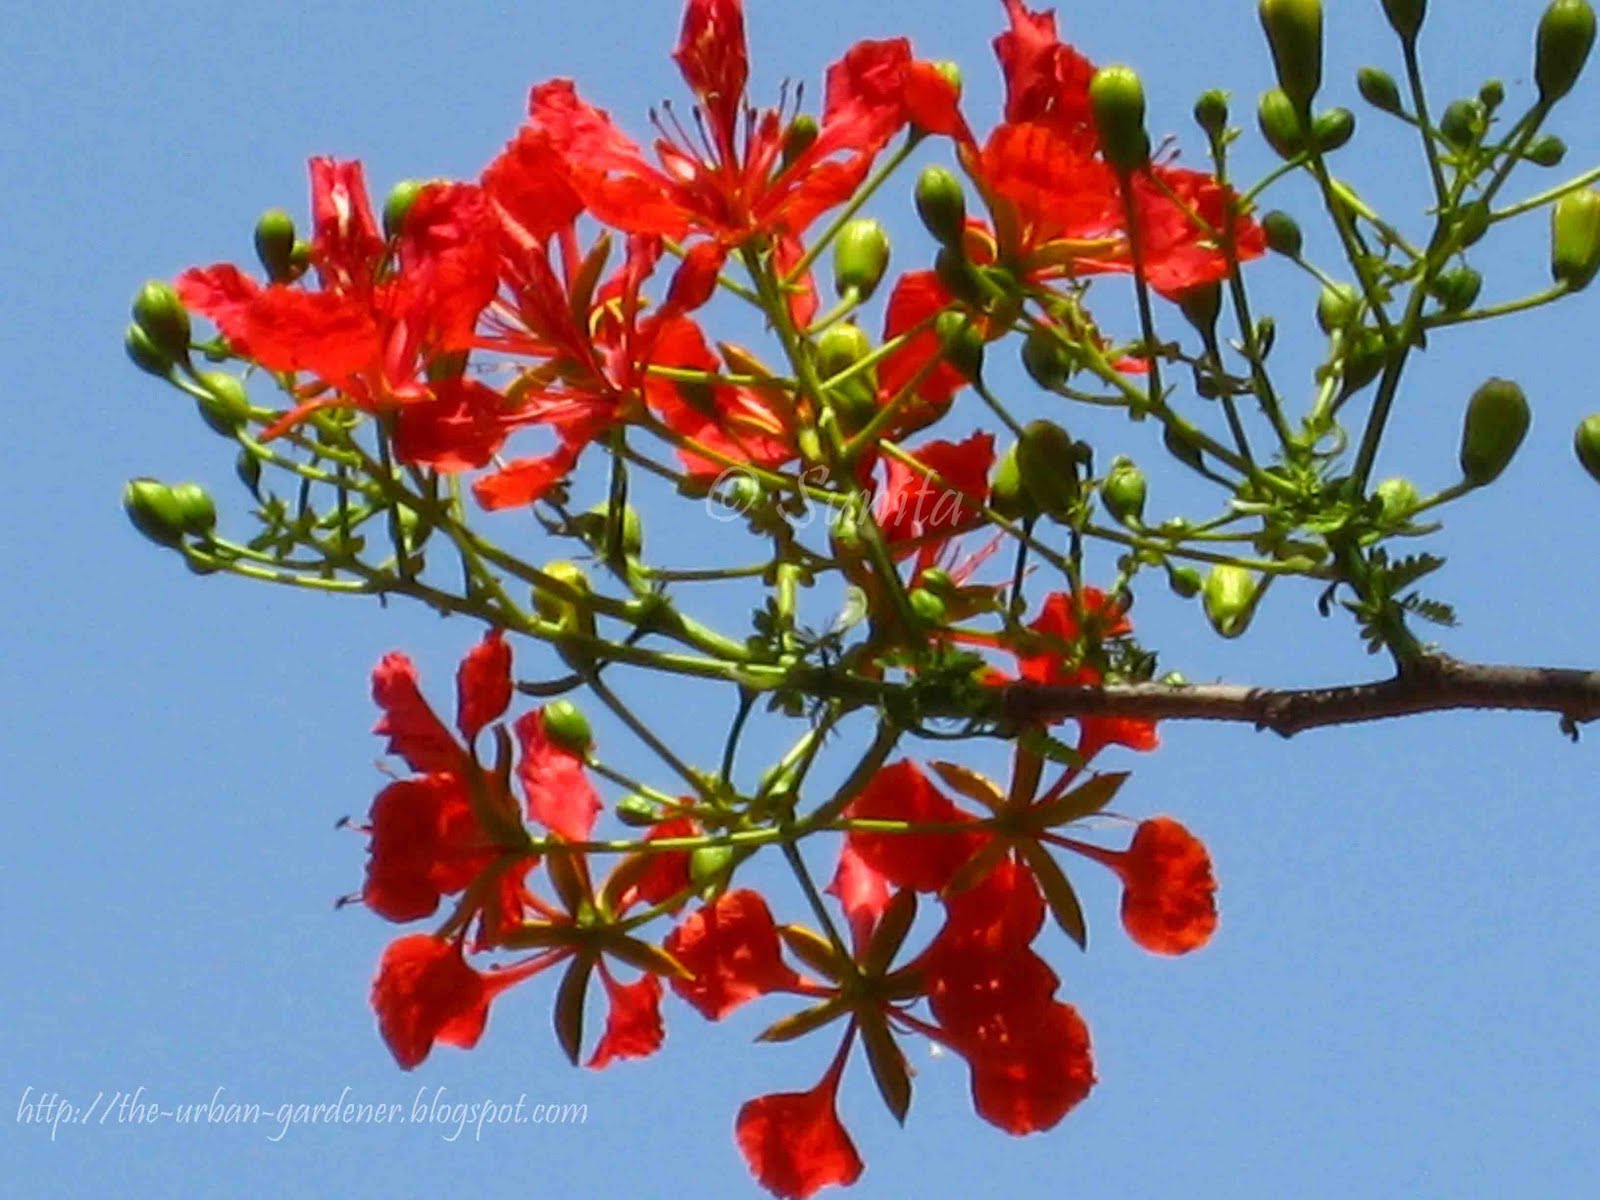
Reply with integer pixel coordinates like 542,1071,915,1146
996,653,1600,739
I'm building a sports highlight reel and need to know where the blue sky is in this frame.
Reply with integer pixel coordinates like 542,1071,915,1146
5,1,1599,1196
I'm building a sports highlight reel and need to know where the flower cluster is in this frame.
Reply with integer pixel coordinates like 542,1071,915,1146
154,0,1251,1194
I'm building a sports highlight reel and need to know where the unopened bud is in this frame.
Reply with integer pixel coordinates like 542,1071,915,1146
915,166,967,247
1535,0,1596,105
1526,133,1568,166
1459,377,1531,486
1574,413,1600,483
832,218,890,300
1374,476,1420,522
1551,187,1600,291
782,114,820,168
1202,564,1259,638
1015,420,1082,521
541,700,593,753
935,310,984,381
1479,78,1506,110
168,482,217,536
131,281,191,364
1313,106,1355,152
1178,282,1223,336
1102,457,1147,525
815,323,872,378
1193,89,1230,138
1167,564,1203,598
1258,88,1306,158
1262,210,1303,257
383,179,427,240
1089,65,1151,171
1430,265,1483,313
1357,66,1403,113
195,371,251,436
1439,99,1484,150
125,324,172,378
1021,326,1073,390
907,587,947,626
254,209,297,281
616,794,664,828
1317,282,1361,333
122,479,186,547
1259,0,1324,113
989,444,1034,521
1381,0,1427,43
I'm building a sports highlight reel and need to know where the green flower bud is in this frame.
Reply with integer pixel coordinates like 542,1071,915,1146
1021,326,1073,390
1341,330,1388,395
782,114,820,168
1526,133,1568,166
1357,66,1403,113
125,323,172,378
1203,564,1260,638
581,502,643,558
1536,0,1597,104
1167,564,1203,598
1259,0,1323,113
935,310,984,382
1102,456,1147,525
1178,282,1223,337
1430,265,1483,313
1459,377,1531,486
1317,282,1361,333
1262,210,1303,257
1479,78,1506,110
689,844,735,893
1574,413,1600,483
615,794,664,828
815,322,872,378
1374,476,1421,522
907,587,948,626
254,208,297,281
123,479,186,547
915,166,967,247
532,561,596,636
288,240,313,280
195,371,251,436
917,567,956,596
235,450,262,496
168,482,217,536
1439,99,1484,150
1194,88,1230,138
1089,65,1151,171
1453,201,1491,248
989,444,1035,521
1257,87,1306,158
542,700,593,753
1381,0,1427,43
1164,422,1205,471
1312,106,1355,152
832,218,890,300
1551,187,1600,291
1015,419,1082,521
383,179,427,240
933,247,985,305
131,280,191,363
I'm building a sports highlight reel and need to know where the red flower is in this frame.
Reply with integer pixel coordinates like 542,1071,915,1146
177,160,506,460
1015,589,1159,761
1060,817,1218,955
587,966,666,1069
876,433,996,559
370,934,542,1069
843,761,984,894
520,3,946,304
664,889,802,1020
513,708,602,841
361,775,498,923
736,1048,862,1200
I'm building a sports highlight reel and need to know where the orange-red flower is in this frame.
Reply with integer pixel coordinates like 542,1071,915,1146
177,160,507,461
664,889,802,1020
736,1047,863,1200
370,934,544,1069
1058,817,1218,954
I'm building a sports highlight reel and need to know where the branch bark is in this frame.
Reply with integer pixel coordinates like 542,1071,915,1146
997,653,1600,738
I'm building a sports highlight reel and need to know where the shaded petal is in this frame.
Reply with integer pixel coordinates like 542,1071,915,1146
371,652,463,775
513,710,602,840
664,890,800,1021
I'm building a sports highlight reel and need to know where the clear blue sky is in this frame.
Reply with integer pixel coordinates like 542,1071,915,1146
5,1,1598,1196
